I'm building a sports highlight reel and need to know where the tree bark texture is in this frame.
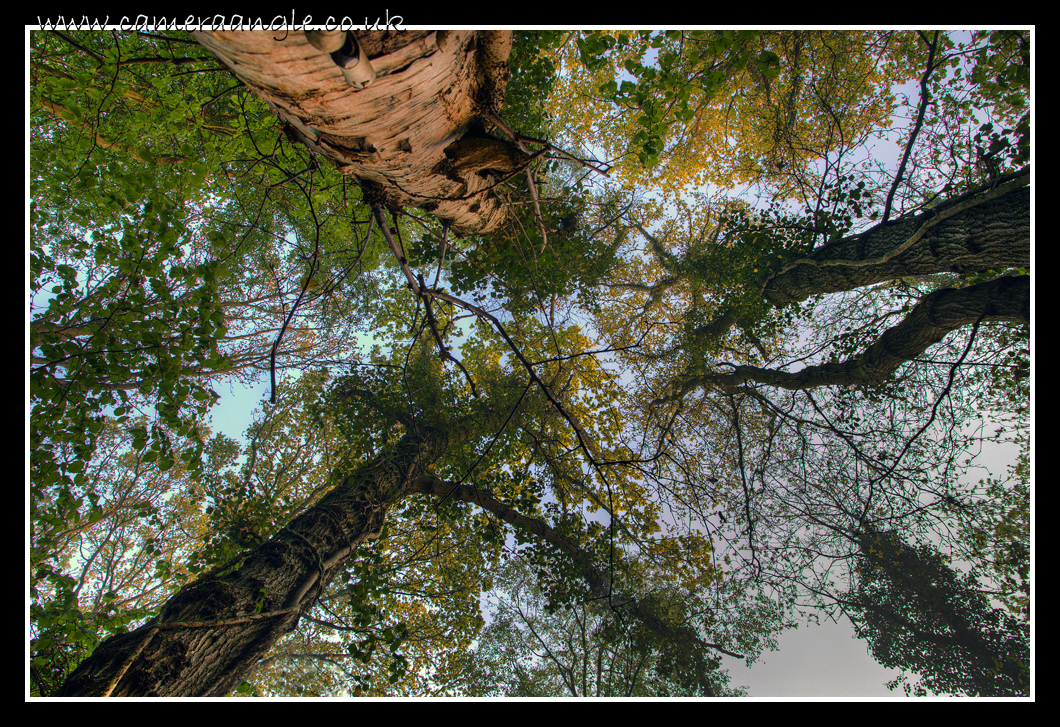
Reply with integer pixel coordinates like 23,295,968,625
763,185,1029,305
191,29,525,234
697,275,1028,392
59,424,455,697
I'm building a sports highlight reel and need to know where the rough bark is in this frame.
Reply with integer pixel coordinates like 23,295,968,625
191,29,526,234
685,275,1028,393
762,181,1030,305
59,424,456,697
59,420,720,696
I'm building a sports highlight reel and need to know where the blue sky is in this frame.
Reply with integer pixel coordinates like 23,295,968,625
31,26,1029,698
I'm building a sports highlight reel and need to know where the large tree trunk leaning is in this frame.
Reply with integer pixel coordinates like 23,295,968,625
191,29,525,234
762,180,1029,305
59,424,454,697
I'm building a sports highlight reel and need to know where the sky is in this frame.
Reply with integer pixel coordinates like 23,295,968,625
722,616,901,698
201,352,1023,699
198,28,1028,698
31,25,1030,699
204,386,912,699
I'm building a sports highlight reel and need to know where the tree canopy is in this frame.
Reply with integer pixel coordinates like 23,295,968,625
29,28,1030,698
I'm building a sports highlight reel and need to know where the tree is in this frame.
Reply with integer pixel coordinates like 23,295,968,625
730,173,1029,393
31,28,632,696
30,417,208,697
570,30,1029,510
54,305,751,695
55,347,512,695
459,545,792,697
587,54,1028,403
555,29,1030,696
548,31,924,192
190,30,529,234
844,530,1029,696
31,31,399,668
32,28,1029,697
462,555,722,697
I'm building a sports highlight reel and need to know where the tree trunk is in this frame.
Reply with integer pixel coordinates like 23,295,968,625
58,424,452,697
763,183,1029,305
191,29,525,234
684,275,1028,393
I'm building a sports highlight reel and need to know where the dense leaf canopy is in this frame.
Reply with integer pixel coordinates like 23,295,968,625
30,28,1029,698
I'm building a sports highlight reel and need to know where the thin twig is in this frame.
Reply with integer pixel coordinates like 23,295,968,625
417,273,479,398
882,31,939,223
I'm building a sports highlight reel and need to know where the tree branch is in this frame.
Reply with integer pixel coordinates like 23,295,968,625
410,475,742,676
762,180,1029,305
882,31,940,223
672,275,1027,394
